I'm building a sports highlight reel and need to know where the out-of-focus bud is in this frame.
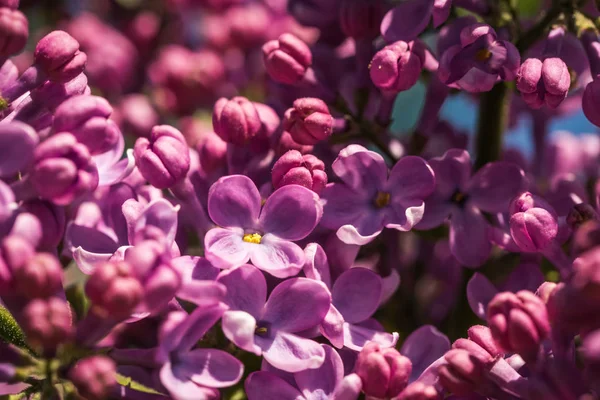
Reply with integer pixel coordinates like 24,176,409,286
370,40,425,93
196,130,227,174
30,132,98,205
20,297,73,354
536,281,558,304
69,356,116,400
508,192,558,252
34,30,87,83
0,235,34,291
252,102,280,152
276,130,314,155
228,3,270,47
53,95,119,155
262,33,312,85
0,1,20,9
340,0,384,39
487,291,550,361
134,125,190,189
212,96,261,145
0,8,28,58
85,261,143,319
467,325,502,357
272,150,327,194
12,253,63,299
567,203,599,229
438,349,484,396
572,220,600,256
283,97,333,145
517,57,570,109
355,342,412,399
0,121,38,178
20,200,65,250
115,94,158,138
397,382,441,400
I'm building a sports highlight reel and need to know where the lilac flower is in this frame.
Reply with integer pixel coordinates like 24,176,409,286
245,344,362,400
157,303,244,399
438,24,520,92
204,175,322,278
303,243,399,350
416,149,526,267
321,145,435,245
217,264,331,372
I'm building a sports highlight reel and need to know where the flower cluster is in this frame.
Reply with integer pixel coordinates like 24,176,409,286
1,0,600,399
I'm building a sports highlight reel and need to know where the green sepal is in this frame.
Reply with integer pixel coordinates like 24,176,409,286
116,373,167,396
0,306,26,348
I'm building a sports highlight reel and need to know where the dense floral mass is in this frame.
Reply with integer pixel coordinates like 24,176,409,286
2,0,600,399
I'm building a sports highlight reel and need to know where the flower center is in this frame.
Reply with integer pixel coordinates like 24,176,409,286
243,233,262,244
254,321,270,337
451,190,468,207
475,48,492,62
374,191,391,208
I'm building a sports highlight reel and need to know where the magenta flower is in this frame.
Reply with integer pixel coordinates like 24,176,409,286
416,149,526,267
217,264,331,372
157,303,244,399
321,145,435,245
204,175,323,278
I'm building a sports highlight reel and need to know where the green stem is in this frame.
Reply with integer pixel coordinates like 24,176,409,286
474,82,510,169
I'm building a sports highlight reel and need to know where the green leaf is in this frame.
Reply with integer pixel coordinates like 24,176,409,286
65,284,89,321
0,306,26,348
116,373,167,396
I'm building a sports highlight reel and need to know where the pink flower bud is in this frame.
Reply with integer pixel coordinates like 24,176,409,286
116,94,158,138
355,342,412,399
517,57,570,109
396,382,440,400
0,8,28,58
438,349,484,396
283,98,333,145
134,125,190,189
583,78,600,128
272,150,327,194
263,33,312,85
0,235,34,291
370,40,425,93
487,291,550,360
509,193,559,253
212,96,261,145
197,130,227,174
21,297,73,354
467,325,501,357
30,132,99,205
536,281,558,304
340,0,384,39
276,130,314,155
69,356,116,400
0,1,19,9
12,253,63,299
85,261,143,319
34,30,87,83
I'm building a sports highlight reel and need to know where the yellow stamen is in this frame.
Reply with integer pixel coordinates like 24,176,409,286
452,192,465,204
475,48,492,62
243,233,262,244
255,326,268,336
374,192,391,208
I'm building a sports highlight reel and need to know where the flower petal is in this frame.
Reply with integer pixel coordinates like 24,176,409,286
468,162,526,213
0,122,38,178
73,246,114,275
385,197,427,232
386,156,435,201
303,243,332,288
222,310,262,355
320,305,345,349
466,272,498,320
249,235,305,279
449,208,491,267
321,183,378,241
204,227,251,269
332,373,362,400
160,362,223,400
216,264,266,316
294,344,343,399
342,322,399,352
207,175,261,229
179,348,244,388
332,268,382,323
245,372,304,400
97,149,135,186
415,198,453,230
259,185,322,241
331,145,387,192
429,149,472,198
133,198,180,245
259,331,325,372
400,325,450,381
262,277,331,332
381,0,434,42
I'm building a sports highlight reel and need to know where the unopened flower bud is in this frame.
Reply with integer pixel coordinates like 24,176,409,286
0,121,38,178
509,193,558,253
370,40,425,93
133,125,190,189
196,130,227,174
212,96,261,145
262,33,312,85
0,8,28,58
116,94,158,138
272,150,327,194
283,98,334,145
0,1,20,9
583,79,600,128
21,297,73,354
276,130,314,155
13,253,63,299
438,349,484,395
85,261,143,319
0,235,34,291
340,0,384,39
34,30,87,83
572,220,600,256
355,342,412,399
487,291,550,361
397,382,440,400
517,57,570,109
467,325,501,357
69,356,116,400
30,132,99,205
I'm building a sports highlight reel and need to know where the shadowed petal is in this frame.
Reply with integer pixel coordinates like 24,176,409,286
259,185,322,241
400,325,450,381
178,348,243,388
342,322,399,351
73,246,114,274
97,149,135,186
245,372,304,400
160,362,227,400
259,331,325,372
386,156,435,201
466,272,498,320
381,0,434,42
429,149,472,198
332,268,382,323
217,264,266,316
207,175,261,228
449,208,491,267
249,235,305,279
295,344,343,399
468,162,526,213
331,145,387,192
